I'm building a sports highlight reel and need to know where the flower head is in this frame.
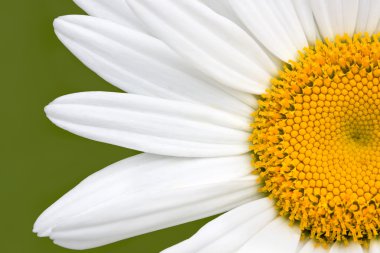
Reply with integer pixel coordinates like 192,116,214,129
34,0,380,252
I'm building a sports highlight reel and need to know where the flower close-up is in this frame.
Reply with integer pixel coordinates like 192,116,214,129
33,0,380,252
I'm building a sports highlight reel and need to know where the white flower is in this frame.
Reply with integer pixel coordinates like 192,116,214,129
34,0,380,252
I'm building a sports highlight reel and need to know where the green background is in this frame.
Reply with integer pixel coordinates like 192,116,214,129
2,1,214,252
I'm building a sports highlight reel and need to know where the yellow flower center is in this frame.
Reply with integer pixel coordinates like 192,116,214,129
251,33,380,245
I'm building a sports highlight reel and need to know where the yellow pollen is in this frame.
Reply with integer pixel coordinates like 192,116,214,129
251,33,380,245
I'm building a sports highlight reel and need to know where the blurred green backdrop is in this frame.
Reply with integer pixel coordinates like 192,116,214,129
1,1,214,252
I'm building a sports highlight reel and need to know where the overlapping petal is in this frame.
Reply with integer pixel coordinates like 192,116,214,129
200,0,247,29
370,240,380,253
292,0,321,44
237,217,300,253
230,0,308,61
329,243,364,253
54,15,255,116
126,0,277,94
299,240,330,253
162,199,276,253
74,0,146,30
310,0,359,39
355,0,380,34
163,199,302,253
34,153,258,250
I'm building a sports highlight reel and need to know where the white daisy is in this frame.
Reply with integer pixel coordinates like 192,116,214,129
33,0,380,252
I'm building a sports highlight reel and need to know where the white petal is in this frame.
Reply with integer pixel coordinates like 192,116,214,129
162,198,276,253
292,0,321,44
369,240,380,253
34,153,259,250
127,0,277,94
311,0,359,39
200,0,248,29
299,240,330,253
299,241,314,253
367,0,380,34
238,217,301,253
330,243,364,253
342,0,360,36
73,0,146,31
310,0,334,39
230,0,308,62
216,84,258,109
355,0,372,33
45,92,251,157
54,15,255,116
356,0,380,34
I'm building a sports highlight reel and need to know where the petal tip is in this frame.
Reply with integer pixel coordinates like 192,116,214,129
53,15,88,33
53,16,67,31
33,219,53,237
44,103,55,118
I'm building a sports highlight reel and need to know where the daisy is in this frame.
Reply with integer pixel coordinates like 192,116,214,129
33,0,380,252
